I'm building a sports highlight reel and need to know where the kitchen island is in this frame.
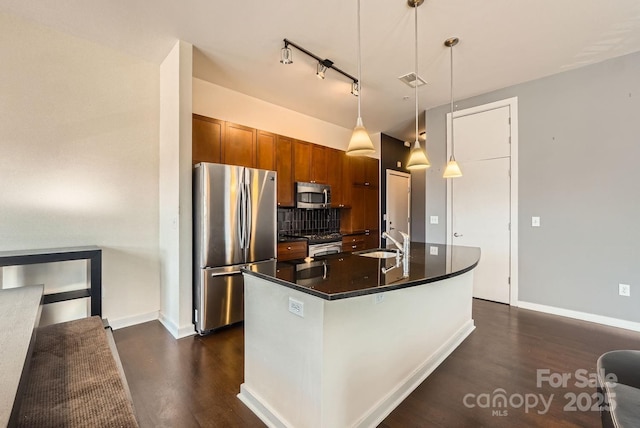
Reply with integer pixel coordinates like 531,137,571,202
239,243,480,428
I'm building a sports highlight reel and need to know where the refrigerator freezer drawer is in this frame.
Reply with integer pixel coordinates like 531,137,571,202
196,269,244,334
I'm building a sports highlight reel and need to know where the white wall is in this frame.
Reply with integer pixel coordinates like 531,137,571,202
193,78,381,157
425,51,640,326
0,12,161,327
158,40,194,338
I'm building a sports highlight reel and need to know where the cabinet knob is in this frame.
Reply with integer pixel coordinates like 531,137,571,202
287,246,291,250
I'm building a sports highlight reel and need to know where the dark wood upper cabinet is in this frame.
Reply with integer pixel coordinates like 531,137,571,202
256,130,276,171
310,145,328,184
293,140,312,183
192,114,223,165
276,135,294,207
222,122,256,168
364,157,379,187
347,156,379,187
327,148,345,207
191,115,378,229
294,141,330,184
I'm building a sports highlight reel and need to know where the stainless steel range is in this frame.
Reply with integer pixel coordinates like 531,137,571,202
304,232,343,257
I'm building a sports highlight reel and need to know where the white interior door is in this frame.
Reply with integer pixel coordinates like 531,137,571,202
385,170,410,244
450,105,512,303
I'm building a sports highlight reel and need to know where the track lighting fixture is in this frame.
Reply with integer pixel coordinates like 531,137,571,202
406,0,430,170
279,39,358,95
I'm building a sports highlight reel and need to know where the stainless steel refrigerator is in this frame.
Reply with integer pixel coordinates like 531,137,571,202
193,162,276,334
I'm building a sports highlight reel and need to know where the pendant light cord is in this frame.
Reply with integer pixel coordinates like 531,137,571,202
357,0,362,119
414,2,419,145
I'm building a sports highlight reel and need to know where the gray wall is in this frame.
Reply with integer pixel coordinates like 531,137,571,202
424,51,640,323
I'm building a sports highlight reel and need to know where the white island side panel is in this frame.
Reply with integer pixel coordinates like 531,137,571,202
322,271,474,427
240,271,475,428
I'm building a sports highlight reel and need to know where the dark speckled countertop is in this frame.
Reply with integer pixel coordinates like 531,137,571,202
243,242,480,300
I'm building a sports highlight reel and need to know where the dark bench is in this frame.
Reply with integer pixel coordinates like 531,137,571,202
597,350,640,428
16,316,138,427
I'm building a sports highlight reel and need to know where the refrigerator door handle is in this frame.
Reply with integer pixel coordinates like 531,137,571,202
245,181,252,250
238,180,246,250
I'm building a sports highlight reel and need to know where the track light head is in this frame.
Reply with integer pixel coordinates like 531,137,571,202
317,63,327,79
316,59,334,80
280,42,293,64
351,81,359,96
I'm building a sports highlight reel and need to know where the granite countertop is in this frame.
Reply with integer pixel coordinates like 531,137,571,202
244,242,480,300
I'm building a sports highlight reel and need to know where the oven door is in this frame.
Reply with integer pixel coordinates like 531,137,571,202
308,242,342,257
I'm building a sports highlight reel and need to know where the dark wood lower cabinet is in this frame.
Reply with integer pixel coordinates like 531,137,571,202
277,241,307,261
341,231,378,252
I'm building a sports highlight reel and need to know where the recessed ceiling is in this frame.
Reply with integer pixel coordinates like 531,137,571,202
3,0,640,142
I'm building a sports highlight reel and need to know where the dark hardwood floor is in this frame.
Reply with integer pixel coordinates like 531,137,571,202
113,299,640,427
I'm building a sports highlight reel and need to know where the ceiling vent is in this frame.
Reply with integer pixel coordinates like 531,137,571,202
398,72,427,88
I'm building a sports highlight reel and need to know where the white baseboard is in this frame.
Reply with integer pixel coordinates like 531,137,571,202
237,384,289,428
158,313,196,339
518,301,640,332
359,319,476,427
109,310,159,330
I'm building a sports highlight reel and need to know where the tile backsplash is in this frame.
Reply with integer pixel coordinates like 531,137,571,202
278,208,340,236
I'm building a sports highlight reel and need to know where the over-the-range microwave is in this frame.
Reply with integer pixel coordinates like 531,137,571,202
295,182,331,209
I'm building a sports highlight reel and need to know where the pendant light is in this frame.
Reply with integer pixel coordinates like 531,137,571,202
346,0,375,156
406,0,430,170
443,37,463,178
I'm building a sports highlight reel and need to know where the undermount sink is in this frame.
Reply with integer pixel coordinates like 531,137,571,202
356,249,399,259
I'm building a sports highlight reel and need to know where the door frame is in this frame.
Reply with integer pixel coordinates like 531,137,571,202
445,97,519,306
385,169,411,238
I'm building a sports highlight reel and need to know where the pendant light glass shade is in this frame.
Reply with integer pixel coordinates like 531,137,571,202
346,0,375,156
347,117,375,156
407,140,430,170
443,156,462,177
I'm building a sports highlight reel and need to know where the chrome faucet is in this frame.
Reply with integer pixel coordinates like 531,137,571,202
382,231,410,257
381,230,410,277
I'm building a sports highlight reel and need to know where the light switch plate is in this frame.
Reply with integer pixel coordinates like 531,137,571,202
430,216,439,225
429,246,438,255
532,216,541,227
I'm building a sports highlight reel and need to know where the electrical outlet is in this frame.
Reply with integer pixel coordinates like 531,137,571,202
430,246,439,255
374,293,384,304
288,297,304,317
619,283,631,297
430,216,439,225
532,216,541,227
